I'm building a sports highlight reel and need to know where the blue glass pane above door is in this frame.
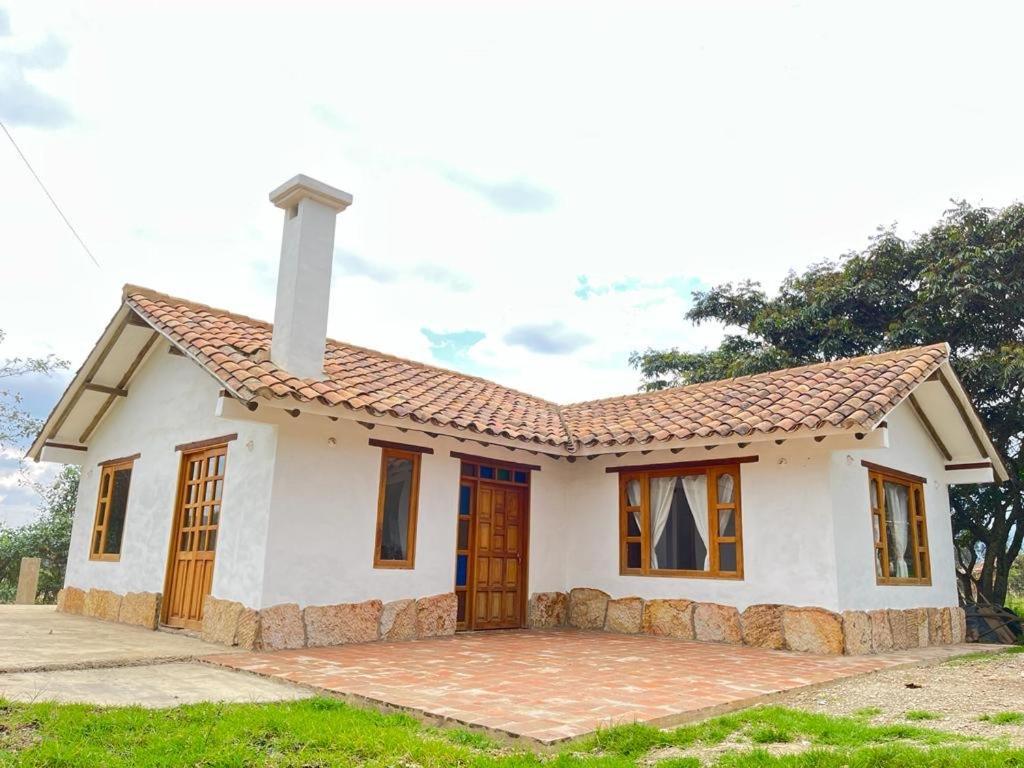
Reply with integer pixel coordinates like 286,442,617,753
456,554,468,586
513,471,528,484
479,466,495,479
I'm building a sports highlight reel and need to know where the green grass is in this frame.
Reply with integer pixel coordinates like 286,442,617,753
852,707,882,719
1,698,1023,767
904,711,941,721
979,711,1024,725
945,645,1024,665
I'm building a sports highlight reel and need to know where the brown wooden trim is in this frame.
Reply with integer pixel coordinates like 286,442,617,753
606,455,759,474
945,461,993,471
43,441,87,452
83,382,128,397
937,370,990,458
372,447,421,569
98,453,140,467
88,458,135,562
49,314,131,438
79,332,159,444
866,467,932,586
860,460,927,485
174,433,238,453
368,438,434,455
450,451,541,472
907,393,953,462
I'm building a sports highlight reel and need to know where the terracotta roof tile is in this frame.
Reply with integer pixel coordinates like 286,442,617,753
124,285,948,453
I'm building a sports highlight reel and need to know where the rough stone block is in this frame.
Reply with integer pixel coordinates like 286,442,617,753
56,586,86,615
201,595,244,646
642,599,695,639
304,600,383,647
907,607,930,647
258,603,306,650
842,611,872,655
118,591,161,630
939,607,954,644
694,602,743,644
528,592,568,628
604,597,644,634
782,606,844,655
568,588,610,630
380,599,417,641
741,604,785,650
928,608,945,645
868,609,894,652
950,606,967,644
235,608,261,650
415,593,457,638
83,589,122,622
887,609,913,650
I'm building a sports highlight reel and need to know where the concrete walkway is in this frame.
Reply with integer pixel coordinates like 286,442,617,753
0,606,309,707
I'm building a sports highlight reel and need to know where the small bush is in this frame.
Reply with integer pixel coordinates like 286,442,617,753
905,711,941,721
979,711,1024,725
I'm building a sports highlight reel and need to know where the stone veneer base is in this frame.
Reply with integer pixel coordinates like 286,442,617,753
531,588,967,655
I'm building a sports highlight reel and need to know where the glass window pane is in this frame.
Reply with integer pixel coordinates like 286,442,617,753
456,590,466,622
457,518,470,550
102,468,132,555
718,542,737,572
379,456,414,561
871,478,880,510
456,554,468,586
462,463,476,477
626,541,641,569
100,472,110,497
717,473,735,505
650,474,708,571
627,510,641,537
872,513,881,544
718,508,735,537
497,468,511,482
207,529,217,551
93,530,102,554
479,466,494,479
513,471,528,484
625,479,641,507
883,481,915,578
459,485,471,516
216,455,226,475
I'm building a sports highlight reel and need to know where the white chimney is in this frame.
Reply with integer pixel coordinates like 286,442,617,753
268,174,353,378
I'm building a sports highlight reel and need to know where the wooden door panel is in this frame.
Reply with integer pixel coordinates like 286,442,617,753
164,444,227,629
469,483,526,630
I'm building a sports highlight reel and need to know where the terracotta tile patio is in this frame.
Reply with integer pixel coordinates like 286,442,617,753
205,629,978,744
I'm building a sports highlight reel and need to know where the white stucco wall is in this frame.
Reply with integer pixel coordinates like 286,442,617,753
559,443,842,611
258,418,567,608
64,341,278,607
830,403,959,610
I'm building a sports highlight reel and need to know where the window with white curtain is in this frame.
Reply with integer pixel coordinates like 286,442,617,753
619,463,743,578
865,464,931,585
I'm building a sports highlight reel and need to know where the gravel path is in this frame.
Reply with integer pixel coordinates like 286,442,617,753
781,649,1024,744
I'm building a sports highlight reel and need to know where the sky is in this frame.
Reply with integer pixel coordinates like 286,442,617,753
1,0,1023,524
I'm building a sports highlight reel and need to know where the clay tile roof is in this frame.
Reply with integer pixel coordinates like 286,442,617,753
124,285,949,453
560,344,949,448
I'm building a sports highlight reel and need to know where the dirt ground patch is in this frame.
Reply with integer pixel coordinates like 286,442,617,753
781,648,1024,744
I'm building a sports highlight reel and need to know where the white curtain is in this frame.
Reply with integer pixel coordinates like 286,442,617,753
885,482,910,577
717,473,735,535
681,475,710,570
649,477,676,568
626,479,642,534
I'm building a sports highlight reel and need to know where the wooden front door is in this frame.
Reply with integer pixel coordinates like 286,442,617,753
163,444,227,629
472,482,526,629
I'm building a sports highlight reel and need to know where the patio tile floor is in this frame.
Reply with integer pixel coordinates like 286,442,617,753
205,629,980,744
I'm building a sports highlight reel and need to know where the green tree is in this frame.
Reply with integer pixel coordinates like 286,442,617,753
631,201,1024,605
0,465,78,603
1,328,68,450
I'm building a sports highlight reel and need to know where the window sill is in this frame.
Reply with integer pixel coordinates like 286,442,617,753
373,561,415,570
876,578,932,587
620,568,743,581
89,554,121,562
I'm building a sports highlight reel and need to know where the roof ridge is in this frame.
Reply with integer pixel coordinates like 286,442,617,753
560,343,950,410
123,283,563,408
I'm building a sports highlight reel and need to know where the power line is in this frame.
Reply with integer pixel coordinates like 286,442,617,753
0,119,100,269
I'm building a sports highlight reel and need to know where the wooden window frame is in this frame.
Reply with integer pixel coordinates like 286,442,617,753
618,462,744,580
372,447,422,569
89,457,136,561
866,465,932,586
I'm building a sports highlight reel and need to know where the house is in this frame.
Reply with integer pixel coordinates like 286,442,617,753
30,175,1006,654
